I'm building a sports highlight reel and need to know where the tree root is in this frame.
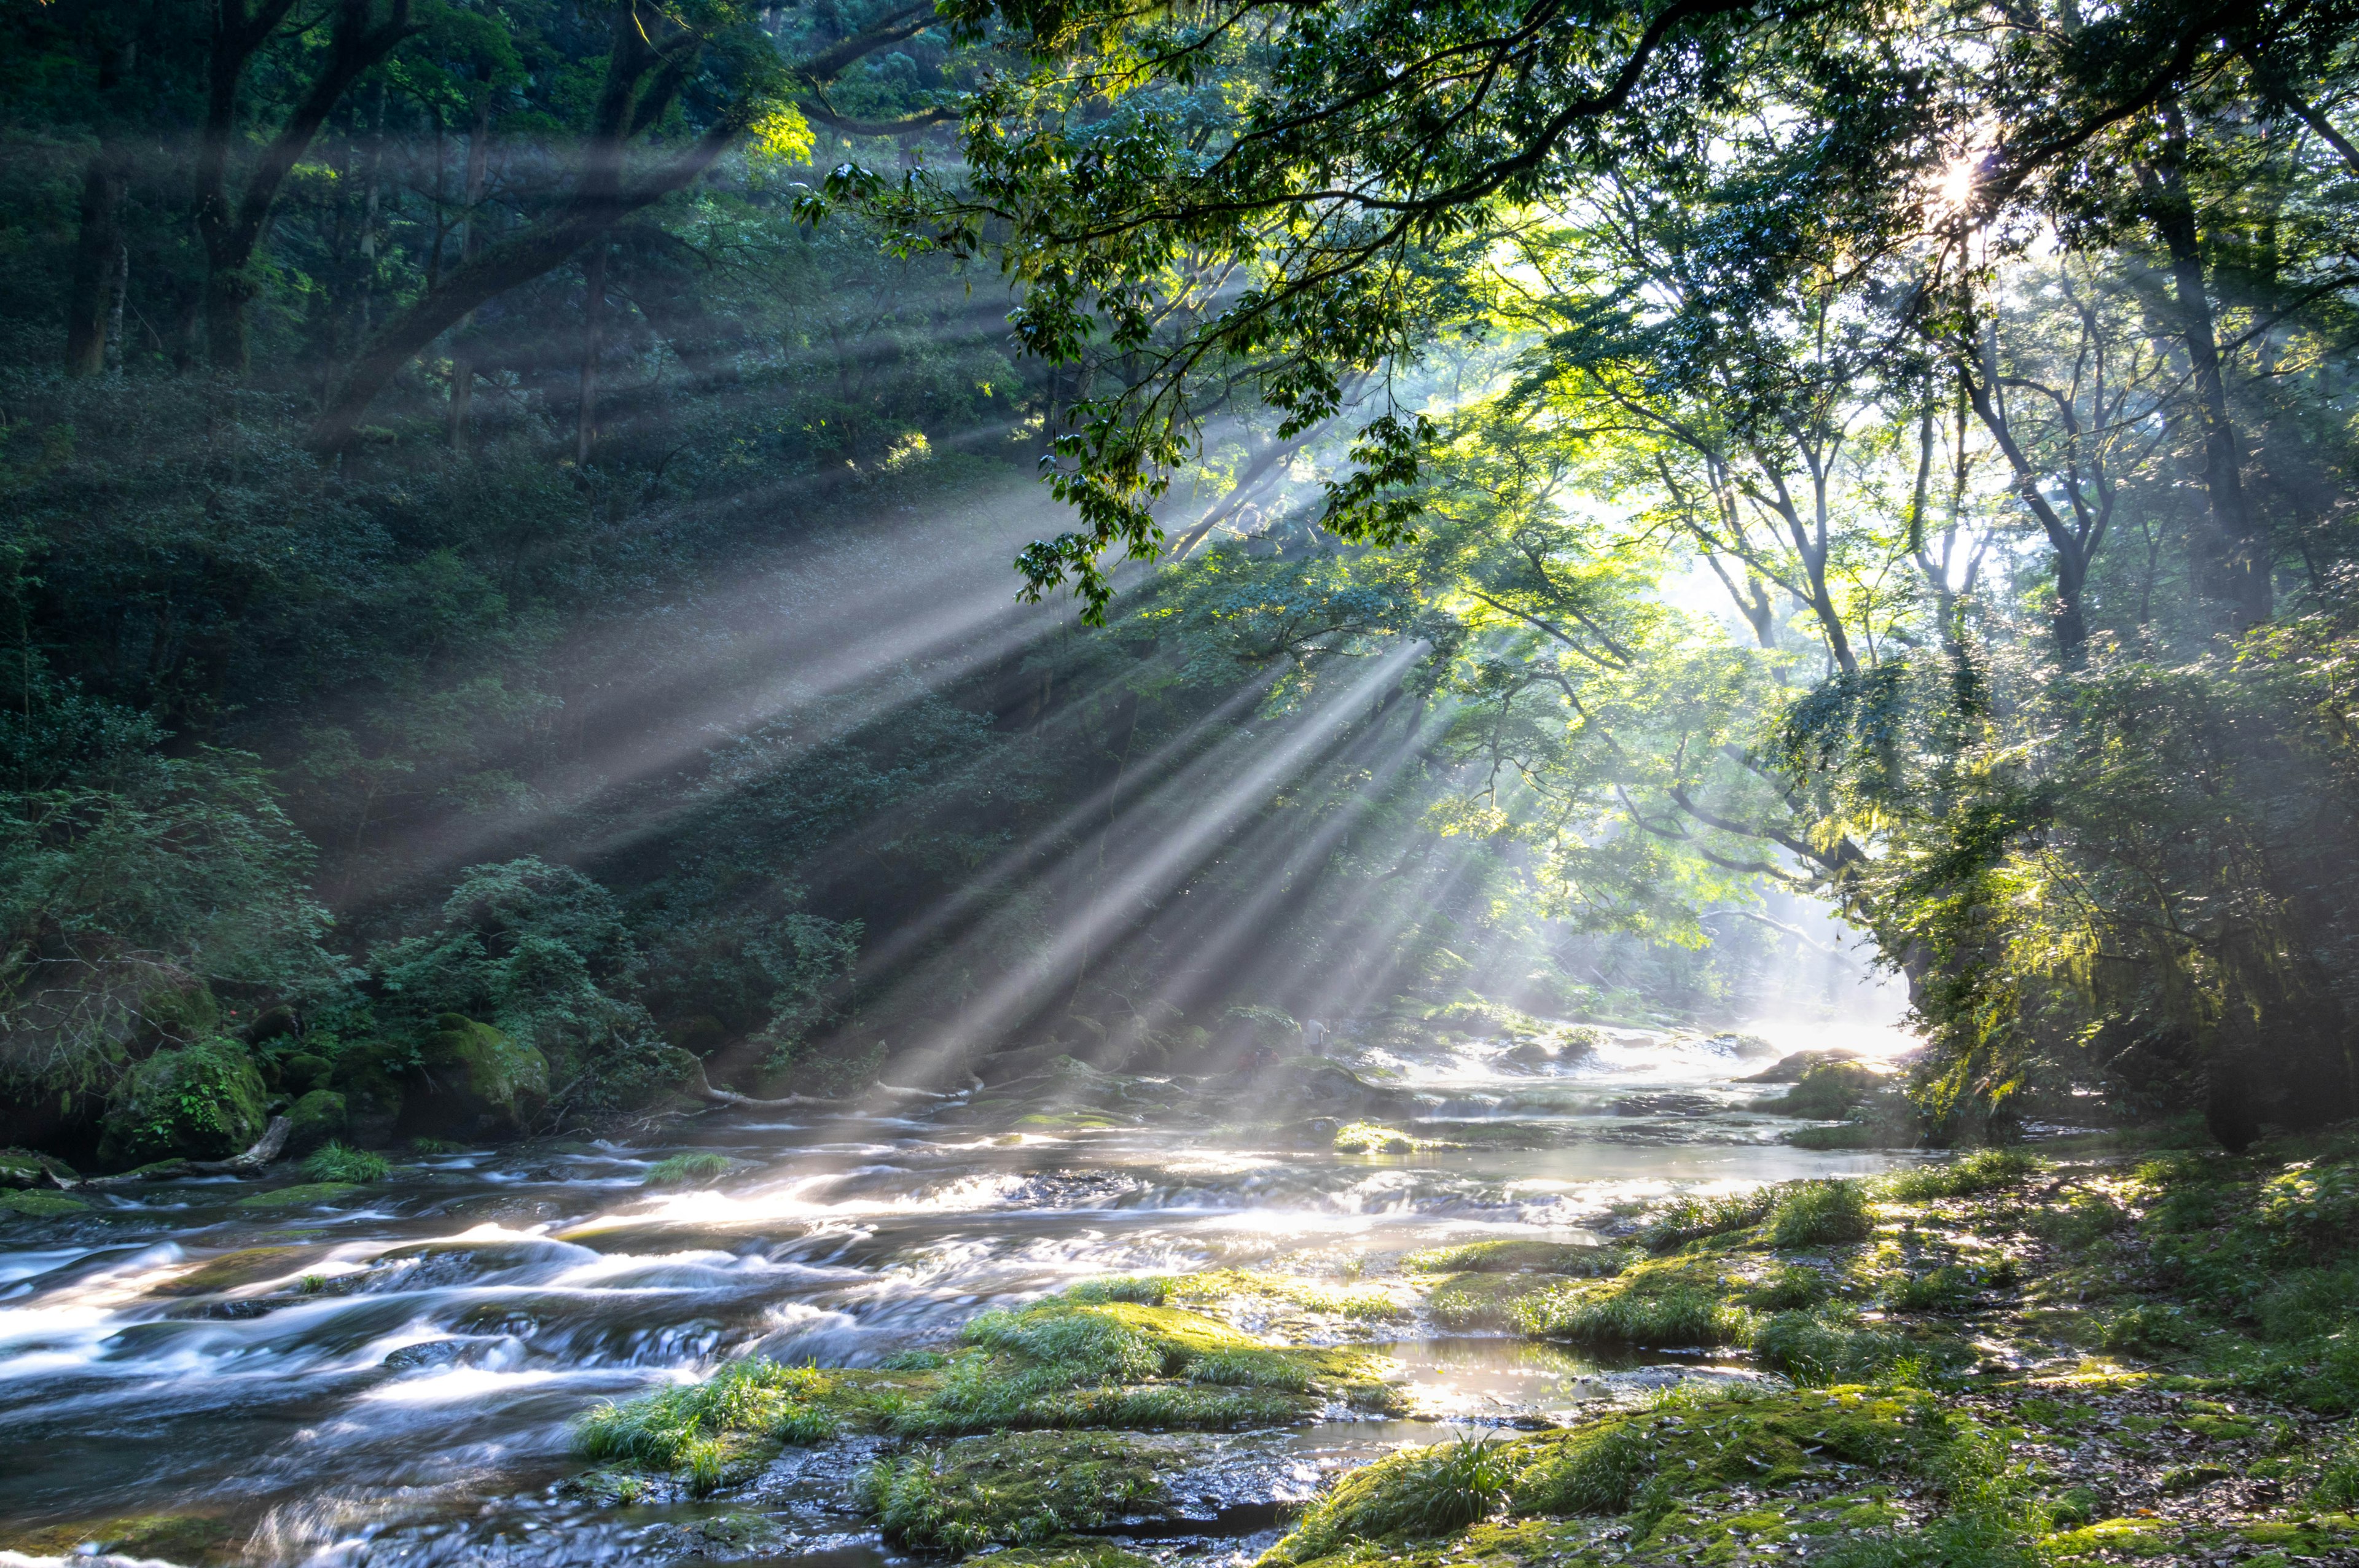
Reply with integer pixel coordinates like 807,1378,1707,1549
71,1115,294,1188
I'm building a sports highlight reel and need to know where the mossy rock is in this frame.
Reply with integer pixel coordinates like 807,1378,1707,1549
0,1147,76,1187
233,1181,365,1209
1425,1270,1573,1330
153,1246,307,1295
98,1036,268,1167
401,1015,549,1137
284,1088,349,1154
280,1053,333,1094
0,1188,92,1219
864,1430,1184,1552
9,1512,237,1564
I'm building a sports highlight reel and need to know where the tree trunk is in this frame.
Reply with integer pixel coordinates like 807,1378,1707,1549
448,93,490,449
2148,103,2267,630
63,147,127,376
577,243,606,464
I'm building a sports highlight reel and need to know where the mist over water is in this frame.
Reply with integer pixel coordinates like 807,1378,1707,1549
0,1017,1921,1568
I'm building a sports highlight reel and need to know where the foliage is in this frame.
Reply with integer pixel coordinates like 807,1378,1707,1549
96,1037,268,1167
301,1142,389,1183
1269,1437,1516,1562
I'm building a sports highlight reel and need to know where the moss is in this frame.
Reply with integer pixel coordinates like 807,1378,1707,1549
1336,1121,1426,1153
1169,1266,1409,1320
1404,1239,1625,1275
1756,1062,1888,1119
283,1089,348,1153
890,1292,1401,1433
98,1036,268,1166
0,1187,92,1217
232,1181,365,1208
577,1357,840,1496
864,1430,1178,1553
1429,1271,1569,1329
407,1015,549,1133
0,1147,77,1184
9,1513,237,1564
2044,1518,2180,1559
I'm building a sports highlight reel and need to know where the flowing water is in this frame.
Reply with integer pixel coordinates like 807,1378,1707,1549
0,1019,1922,1568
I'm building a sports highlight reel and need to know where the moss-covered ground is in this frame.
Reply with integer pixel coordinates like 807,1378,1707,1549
544,1134,2359,1567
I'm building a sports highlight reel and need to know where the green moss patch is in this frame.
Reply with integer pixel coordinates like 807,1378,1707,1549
865,1430,1180,1553
0,1188,92,1218
8,1512,238,1564
153,1246,305,1295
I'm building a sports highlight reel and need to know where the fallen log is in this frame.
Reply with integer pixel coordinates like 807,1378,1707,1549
689,1064,964,1110
72,1115,293,1188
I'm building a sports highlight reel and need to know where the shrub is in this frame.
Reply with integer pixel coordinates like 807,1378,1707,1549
1769,1180,1874,1248
1269,1437,1513,1561
2095,1303,2198,1356
2314,1440,2359,1510
302,1142,389,1182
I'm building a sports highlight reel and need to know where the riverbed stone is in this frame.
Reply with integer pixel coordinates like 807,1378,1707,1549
96,1036,269,1167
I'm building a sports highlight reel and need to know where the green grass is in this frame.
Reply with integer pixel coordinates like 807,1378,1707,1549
1269,1437,1516,1562
1402,1239,1624,1275
643,1151,738,1188
1638,1188,1777,1251
1750,1310,1916,1385
1739,1264,1830,1310
576,1358,837,1496
1512,1282,1750,1348
1769,1180,1874,1247
1877,1149,2038,1203
301,1142,389,1183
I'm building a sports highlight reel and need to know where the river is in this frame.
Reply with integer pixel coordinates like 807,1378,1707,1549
0,1018,1919,1568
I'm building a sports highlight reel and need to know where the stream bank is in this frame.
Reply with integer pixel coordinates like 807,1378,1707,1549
4,1022,2355,1568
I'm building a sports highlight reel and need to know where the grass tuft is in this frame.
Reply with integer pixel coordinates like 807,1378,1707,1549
1769,1179,1874,1248
576,1357,836,1494
301,1142,389,1183
1877,1149,2037,1203
1269,1436,1514,1562
643,1151,738,1188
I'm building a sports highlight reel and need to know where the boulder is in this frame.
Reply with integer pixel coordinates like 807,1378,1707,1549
284,1089,350,1154
98,1037,269,1168
399,1015,548,1138
1739,1048,1862,1084
279,1053,334,1094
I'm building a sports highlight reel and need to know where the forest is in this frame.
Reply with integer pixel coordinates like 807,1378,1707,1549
8,1,2359,1564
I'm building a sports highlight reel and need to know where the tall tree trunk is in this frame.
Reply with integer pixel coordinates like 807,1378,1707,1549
64,147,127,376
577,243,607,465
2147,101,2267,630
194,0,412,375
448,93,490,448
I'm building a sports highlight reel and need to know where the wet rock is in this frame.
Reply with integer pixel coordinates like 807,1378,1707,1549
230,1180,366,1209
1561,1363,1779,1403
397,1015,549,1139
1239,1058,1420,1119
98,1037,269,1166
151,1245,308,1296
283,1089,349,1155
7,1512,238,1564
